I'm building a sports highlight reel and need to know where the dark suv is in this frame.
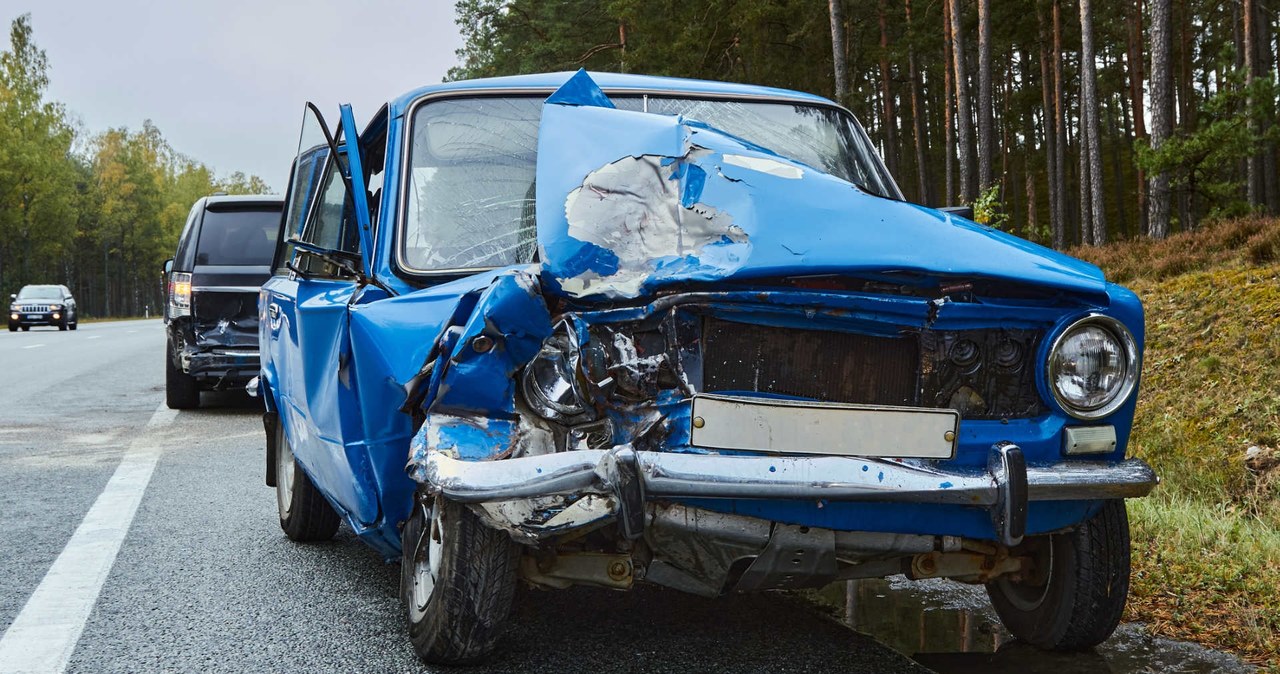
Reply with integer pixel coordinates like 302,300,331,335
165,194,283,409
8,285,77,331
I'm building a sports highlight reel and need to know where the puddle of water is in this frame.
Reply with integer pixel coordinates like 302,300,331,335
813,577,1255,674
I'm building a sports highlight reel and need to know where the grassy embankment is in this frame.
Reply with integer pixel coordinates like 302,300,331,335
1070,217,1280,668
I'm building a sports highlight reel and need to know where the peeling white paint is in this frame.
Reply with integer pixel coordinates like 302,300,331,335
561,154,748,298
721,153,803,179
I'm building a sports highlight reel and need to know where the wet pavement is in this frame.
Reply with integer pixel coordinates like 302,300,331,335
811,577,1255,673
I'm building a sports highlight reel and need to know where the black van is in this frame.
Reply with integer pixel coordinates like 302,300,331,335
164,194,283,409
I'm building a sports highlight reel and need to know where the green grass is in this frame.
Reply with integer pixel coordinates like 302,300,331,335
1073,220,1280,667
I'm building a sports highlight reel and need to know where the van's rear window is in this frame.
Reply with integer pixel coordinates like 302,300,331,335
196,208,280,266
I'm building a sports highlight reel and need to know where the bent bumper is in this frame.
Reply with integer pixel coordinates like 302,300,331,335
421,444,1158,545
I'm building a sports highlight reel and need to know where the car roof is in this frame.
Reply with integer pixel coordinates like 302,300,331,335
202,194,284,208
387,71,835,118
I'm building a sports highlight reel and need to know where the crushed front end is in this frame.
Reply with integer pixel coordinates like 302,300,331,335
408,277,1155,595
399,72,1155,599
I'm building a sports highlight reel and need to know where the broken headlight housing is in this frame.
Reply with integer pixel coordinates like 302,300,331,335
1047,315,1138,420
522,333,589,421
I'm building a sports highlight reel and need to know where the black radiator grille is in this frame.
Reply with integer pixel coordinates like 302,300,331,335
701,317,919,406
697,316,1047,419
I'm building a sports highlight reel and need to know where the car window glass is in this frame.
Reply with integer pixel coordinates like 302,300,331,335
194,209,280,266
399,95,900,275
403,97,541,271
612,97,899,199
285,107,332,238
302,161,359,253
17,286,61,300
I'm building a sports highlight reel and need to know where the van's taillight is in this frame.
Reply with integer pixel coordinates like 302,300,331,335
169,272,192,317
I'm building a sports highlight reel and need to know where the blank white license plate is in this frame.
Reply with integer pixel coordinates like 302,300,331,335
25,314,40,320
689,394,958,459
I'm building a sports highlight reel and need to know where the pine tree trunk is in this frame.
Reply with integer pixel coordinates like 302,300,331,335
1126,0,1148,234
1037,6,1060,246
906,0,932,205
1260,0,1279,212
1079,0,1107,244
1244,0,1259,207
944,0,956,204
1079,111,1093,245
828,0,848,104
1149,0,1173,238
950,0,974,202
977,0,993,193
877,0,900,180
1052,0,1068,247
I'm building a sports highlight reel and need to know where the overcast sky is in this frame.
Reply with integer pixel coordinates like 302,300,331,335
2,0,464,191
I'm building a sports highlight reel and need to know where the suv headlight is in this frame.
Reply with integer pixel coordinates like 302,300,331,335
521,333,588,420
1047,315,1139,420
169,272,192,318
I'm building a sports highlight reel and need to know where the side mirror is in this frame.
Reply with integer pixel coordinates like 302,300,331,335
162,258,174,274
8,294,14,301
939,205,975,220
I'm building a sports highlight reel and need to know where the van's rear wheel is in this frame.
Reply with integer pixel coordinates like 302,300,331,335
402,491,518,665
987,499,1130,650
275,420,340,541
165,343,200,409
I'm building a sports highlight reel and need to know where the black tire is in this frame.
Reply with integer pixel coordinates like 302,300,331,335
69,318,77,331
58,318,67,331
7,323,15,332
987,499,1130,651
402,491,519,665
20,325,28,331
275,420,340,541
165,346,200,409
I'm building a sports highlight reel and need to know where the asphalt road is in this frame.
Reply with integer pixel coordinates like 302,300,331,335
0,320,1255,673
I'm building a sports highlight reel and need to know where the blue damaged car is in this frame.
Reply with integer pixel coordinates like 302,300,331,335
259,70,1157,664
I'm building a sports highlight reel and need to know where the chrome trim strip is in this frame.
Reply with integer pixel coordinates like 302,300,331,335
192,286,263,293
421,446,1157,505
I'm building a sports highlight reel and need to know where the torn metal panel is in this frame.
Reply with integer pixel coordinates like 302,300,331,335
535,73,1108,301
429,270,553,416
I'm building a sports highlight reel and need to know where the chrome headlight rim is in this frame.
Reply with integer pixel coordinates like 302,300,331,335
1046,314,1139,420
520,332,590,421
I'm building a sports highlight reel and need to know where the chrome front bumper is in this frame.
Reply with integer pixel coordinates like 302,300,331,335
421,444,1158,546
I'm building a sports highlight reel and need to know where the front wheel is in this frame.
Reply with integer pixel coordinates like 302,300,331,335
402,491,519,665
987,499,1130,651
7,323,15,332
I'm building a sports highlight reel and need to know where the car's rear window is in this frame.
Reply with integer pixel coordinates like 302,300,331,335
196,208,280,266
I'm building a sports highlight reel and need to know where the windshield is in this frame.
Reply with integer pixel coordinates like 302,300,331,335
196,208,281,266
17,286,61,300
401,94,899,273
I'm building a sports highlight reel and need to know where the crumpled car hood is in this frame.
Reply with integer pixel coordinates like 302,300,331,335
534,71,1106,301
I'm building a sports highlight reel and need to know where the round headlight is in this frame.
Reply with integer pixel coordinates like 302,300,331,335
521,335,587,419
1048,315,1139,419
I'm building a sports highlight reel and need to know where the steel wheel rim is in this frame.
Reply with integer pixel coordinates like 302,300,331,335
276,429,295,517
411,499,445,618
998,536,1055,611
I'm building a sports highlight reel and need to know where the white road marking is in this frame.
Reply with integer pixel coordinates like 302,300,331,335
86,336,101,340
21,344,44,350
0,403,177,674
